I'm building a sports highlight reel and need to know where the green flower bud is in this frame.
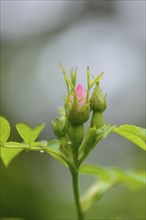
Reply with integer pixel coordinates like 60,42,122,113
59,135,72,158
52,116,69,138
69,123,84,149
91,111,104,129
90,83,106,112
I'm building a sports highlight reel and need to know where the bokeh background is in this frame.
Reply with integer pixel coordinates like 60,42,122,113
0,1,145,219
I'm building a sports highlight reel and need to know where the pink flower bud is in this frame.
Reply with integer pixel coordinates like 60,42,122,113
69,84,87,110
75,84,87,109
67,84,90,124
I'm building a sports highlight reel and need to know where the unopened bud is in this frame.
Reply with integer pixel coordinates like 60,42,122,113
67,84,90,124
90,83,106,112
52,116,69,138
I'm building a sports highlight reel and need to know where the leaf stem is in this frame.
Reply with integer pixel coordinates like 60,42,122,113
71,170,84,220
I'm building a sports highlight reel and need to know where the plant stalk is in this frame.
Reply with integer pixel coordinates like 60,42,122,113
71,170,84,220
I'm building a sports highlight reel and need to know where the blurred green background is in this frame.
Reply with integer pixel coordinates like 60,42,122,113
0,1,145,219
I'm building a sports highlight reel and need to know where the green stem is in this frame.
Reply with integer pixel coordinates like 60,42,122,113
91,111,104,129
71,170,84,220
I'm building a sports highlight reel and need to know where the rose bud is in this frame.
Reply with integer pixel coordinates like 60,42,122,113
66,84,90,125
90,82,106,112
52,116,69,138
65,84,90,150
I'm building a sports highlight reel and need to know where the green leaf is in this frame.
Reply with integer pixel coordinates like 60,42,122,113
97,124,113,138
0,146,24,166
45,140,70,167
79,164,111,181
138,127,146,141
80,164,146,213
16,123,45,144
80,181,111,213
114,169,146,187
112,125,146,151
80,164,146,187
79,124,112,165
0,116,10,143
0,142,26,166
78,127,103,164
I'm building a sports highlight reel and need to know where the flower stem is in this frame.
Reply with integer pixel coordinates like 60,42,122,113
71,170,84,220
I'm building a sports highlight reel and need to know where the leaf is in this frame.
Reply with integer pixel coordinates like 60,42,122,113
45,140,69,167
97,124,113,139
78,127,103,164
80,182,111,213
16,123,45,144
0,146,24,166
79,164,111,181
80,164,146,213
114,169,146,187
80,164,146,187
112,125,146,151
0,116,10,143
138,127,146,141
79,125,112,165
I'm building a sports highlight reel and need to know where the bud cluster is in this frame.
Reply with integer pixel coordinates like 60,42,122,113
52,65,107,165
